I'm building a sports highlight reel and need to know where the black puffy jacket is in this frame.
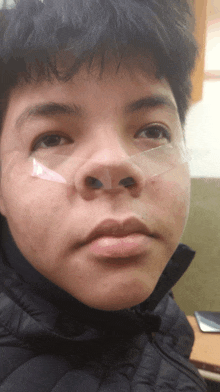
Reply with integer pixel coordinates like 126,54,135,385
0,217,207,391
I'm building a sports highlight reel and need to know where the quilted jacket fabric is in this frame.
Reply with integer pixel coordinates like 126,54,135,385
0,217,207,391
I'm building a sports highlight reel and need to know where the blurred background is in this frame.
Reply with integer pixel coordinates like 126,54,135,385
173,0,220,316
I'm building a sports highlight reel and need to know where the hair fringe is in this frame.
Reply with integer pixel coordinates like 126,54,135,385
0,0,198,126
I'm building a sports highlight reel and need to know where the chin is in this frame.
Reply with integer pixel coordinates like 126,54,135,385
82,287,153,311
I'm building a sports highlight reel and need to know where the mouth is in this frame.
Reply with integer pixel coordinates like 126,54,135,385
79,217,155,259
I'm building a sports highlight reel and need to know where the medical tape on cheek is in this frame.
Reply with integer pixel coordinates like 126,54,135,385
31,154,89,185
30,140,191,187
128,140,191,178
31,157,114,187
31,154,118,188
32,158,67,184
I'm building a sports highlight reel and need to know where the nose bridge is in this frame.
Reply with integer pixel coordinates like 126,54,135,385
89,118,128,160
89,146,129,166
80,121,132,174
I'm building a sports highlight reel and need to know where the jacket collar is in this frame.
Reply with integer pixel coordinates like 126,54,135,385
142,243,195,311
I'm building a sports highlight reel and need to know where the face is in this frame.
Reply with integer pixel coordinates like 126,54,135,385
0,60,190,310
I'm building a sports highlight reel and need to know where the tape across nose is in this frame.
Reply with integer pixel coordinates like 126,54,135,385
30,140,190,190
74,158,145,199
78,148,139,191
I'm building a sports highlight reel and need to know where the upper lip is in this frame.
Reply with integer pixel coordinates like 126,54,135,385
82,217,153,246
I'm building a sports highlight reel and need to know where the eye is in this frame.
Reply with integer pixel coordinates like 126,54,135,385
136,124,171,142
32,133,72,151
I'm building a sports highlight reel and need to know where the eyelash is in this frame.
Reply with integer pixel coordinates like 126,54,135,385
32,133,72,151
135,124,171,142
32,123,171,151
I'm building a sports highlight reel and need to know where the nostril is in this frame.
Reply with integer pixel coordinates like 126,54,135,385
119,177,136,188
84,176,136,190
85,176,103,189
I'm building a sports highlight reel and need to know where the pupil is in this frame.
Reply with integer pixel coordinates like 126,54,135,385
45,135,60,146
147,128,161,138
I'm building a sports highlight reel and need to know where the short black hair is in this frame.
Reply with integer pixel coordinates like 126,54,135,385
0,0,198,127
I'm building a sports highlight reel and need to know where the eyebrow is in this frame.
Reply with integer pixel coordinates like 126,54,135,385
15,102,82,129
15,94,177,129
125,95,177,114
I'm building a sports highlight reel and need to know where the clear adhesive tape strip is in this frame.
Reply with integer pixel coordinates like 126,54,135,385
31,141,191,187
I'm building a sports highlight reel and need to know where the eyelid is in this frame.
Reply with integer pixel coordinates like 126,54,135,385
135,123,172,141
31,131,73,151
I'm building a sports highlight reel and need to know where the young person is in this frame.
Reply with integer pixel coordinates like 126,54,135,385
0,0,207,391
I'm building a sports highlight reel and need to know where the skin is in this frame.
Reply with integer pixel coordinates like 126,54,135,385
0,60,190,311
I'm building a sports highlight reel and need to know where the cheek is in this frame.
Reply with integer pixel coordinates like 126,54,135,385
1,175,69,260
153,164,190,232
134,164,190,252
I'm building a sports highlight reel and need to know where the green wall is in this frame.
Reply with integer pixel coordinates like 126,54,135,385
173,178,220,315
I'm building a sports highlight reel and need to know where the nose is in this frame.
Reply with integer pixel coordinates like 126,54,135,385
74,148,145,200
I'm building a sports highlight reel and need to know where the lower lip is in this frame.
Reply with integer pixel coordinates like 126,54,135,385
87,233,151,258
